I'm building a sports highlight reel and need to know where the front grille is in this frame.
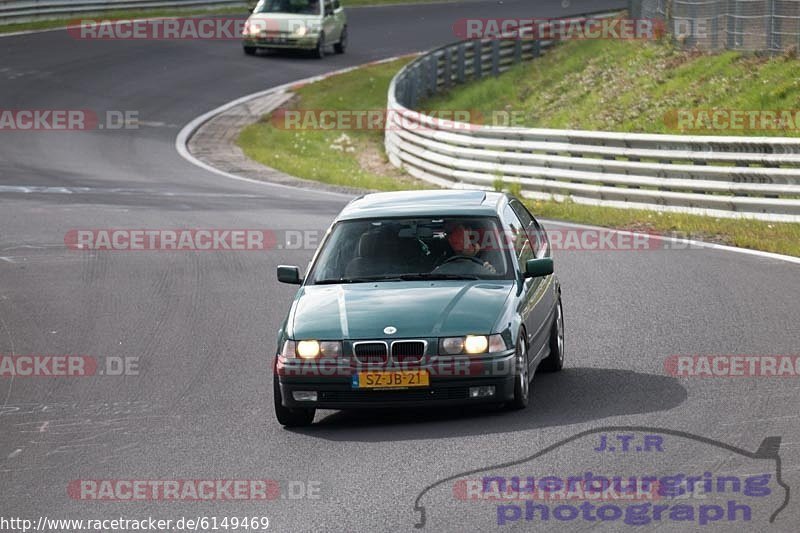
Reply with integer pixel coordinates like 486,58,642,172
391,341,426,364
321,388,468,403
353,342,388,366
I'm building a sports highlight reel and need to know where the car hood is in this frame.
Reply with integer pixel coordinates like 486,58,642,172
287,281,515,340
247,13,321,31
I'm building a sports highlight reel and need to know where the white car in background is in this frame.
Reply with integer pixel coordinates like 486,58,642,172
243,0,347,58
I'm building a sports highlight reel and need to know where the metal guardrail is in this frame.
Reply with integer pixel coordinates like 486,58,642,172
0,0,245,24
385,12,800,222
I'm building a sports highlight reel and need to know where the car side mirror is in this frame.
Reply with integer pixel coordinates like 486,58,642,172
277,265,303,285
325,7,333,16
525,257,554,278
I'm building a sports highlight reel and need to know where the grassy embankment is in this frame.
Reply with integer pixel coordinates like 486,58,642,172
238,39,800,256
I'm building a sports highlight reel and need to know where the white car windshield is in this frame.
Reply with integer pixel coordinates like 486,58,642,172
255,0,320,15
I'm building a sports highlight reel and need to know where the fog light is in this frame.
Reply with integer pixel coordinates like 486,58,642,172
469,386,495,399
292,391,318,402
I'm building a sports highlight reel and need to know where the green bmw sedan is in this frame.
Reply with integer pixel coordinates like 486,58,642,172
273,191,564,426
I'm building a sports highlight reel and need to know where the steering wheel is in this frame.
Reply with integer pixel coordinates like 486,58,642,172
438,255,485,267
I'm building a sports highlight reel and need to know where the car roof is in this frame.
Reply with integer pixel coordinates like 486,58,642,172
336,190,509,221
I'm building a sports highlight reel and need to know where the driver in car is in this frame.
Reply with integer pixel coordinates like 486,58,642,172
434,222,498,275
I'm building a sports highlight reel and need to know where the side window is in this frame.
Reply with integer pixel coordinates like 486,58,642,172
333,0,340,9
510,200,543,256
503,205,535,268
324,0,334,15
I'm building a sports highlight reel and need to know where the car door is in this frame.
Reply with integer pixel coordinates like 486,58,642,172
332,0,345,39
507,200,556,366
322,0,337,44
501,204,536,370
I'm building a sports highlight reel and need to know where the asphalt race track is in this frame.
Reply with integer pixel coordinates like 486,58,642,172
1,0,799,530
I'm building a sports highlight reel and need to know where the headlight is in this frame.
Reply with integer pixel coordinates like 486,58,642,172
464,335,489,354
296,340,320,359
281,340,342,359
244,19,267,36
440,337,465,355
294,25,308,37
439,334,507,356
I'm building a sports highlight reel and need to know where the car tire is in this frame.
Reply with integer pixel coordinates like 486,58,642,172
506,333,530,410
313,34,326,59
540,298,565,372
243,46,257,56
334,27,347,54
274,375,315,427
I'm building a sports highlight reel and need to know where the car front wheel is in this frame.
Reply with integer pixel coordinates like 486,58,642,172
334,26,347,54
313,34,325,58
274,375,315,427
243,46,256,56
506,334,530,410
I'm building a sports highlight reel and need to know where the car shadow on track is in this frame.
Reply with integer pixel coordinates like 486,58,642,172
247,49,323,61
289,368,687,441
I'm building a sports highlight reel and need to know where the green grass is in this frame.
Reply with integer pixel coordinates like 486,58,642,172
526,198,800,257
236,42,800,257
425,39,800,136
238,57,426,191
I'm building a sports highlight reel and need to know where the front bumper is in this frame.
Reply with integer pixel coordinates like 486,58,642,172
276,352,517,409
243,35,319,50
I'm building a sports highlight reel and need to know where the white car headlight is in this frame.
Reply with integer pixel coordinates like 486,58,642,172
439,334,507,356
282,340,342,360
294,25,308,37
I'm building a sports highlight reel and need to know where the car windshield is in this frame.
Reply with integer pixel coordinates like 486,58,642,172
308,217,513,284
255,0,320,14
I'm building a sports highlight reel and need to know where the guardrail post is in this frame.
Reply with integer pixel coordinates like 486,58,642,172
491,40,500,76
732,0,742,49
473,41,483,79
767,0,780,52
532,39,541,58
513,38,522,64
456,43,466,83
443,47,453,89
711,0,719,50
408,68,418,108
428,55,438,95
629,0,641,19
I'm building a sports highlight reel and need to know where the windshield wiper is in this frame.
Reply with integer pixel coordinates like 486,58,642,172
313,276,406,285
398,273,481,281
